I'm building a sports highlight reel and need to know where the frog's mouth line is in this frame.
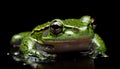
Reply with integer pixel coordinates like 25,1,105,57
41,37,93,53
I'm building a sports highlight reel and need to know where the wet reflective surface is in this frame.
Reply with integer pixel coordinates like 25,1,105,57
5,51,112,69
7,53,95,69
39,58,95,69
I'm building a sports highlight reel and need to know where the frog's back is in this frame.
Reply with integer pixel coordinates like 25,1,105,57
62,15,91,27
62,19,82,27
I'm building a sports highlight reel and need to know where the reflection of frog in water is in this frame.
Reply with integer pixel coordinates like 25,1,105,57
10,15,108,68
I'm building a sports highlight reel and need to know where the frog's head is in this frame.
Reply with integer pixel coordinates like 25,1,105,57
46,15,95,39
32,15,96,53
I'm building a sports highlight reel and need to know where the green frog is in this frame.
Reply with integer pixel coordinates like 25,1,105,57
10,15,108,68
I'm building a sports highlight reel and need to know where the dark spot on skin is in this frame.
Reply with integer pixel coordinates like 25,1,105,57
43,29,49,37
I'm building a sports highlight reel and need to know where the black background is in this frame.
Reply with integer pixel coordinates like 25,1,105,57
1,0,118,69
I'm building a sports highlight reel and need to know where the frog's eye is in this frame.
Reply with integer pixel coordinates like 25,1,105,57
50,20,63,35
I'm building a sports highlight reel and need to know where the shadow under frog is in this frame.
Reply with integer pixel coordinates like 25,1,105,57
37,53,95,69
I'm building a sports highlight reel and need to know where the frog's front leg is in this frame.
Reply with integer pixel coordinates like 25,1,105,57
20,37,56,64
91,34,108,59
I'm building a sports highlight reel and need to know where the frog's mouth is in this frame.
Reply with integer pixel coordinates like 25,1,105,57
42,36,93,53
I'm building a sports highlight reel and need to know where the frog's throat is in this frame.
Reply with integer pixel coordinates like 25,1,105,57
42,37,93,53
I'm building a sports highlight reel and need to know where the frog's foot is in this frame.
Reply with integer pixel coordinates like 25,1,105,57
79,51,95,59
23,56,43,69
89,51,108,59
26,52,56,64
10,44,25,62
38,52,56,63
79,46,96,59
88,50,100,59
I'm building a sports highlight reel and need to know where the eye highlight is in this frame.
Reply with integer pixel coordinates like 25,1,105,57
50,19,63,35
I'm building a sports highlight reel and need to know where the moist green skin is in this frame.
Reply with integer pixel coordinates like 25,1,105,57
10,15,108,68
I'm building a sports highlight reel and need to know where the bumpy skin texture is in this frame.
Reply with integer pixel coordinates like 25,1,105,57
10,15,108,68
